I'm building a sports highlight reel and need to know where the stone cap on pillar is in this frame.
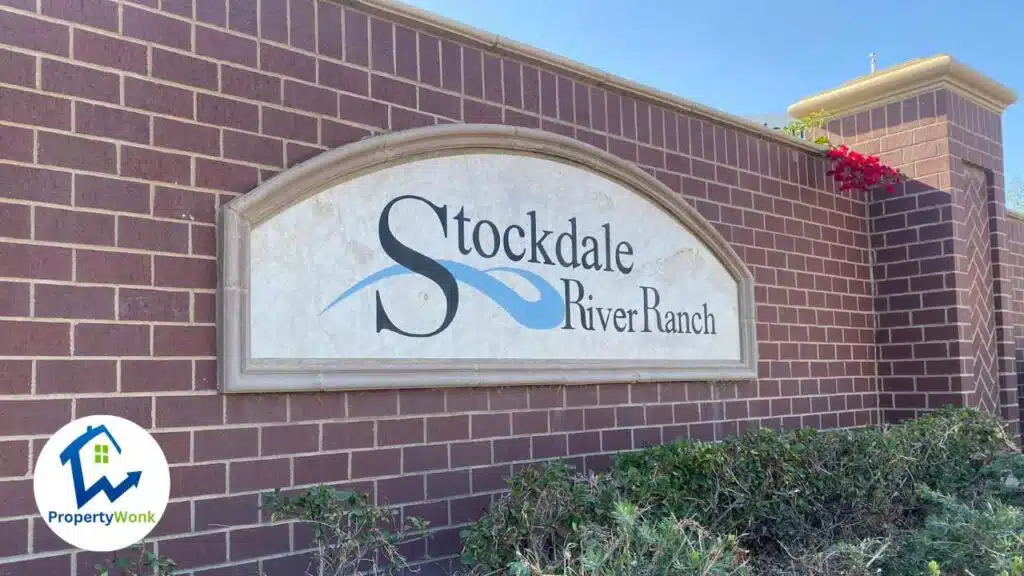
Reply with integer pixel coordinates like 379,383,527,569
788,54,1017,119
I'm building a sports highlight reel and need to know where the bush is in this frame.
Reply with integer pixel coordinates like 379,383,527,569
460,407,1018,575
508,501,749,575
263,485,429,576
885,488,1024,576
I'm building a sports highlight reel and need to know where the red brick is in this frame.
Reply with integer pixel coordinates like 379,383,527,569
35,284,114,320
338,93,388,128
42,0,117,31
155,186,218,223
193,292,215,323
222,65,281,103
154,325,215,356
321,119,371,148
150,498,191,536
0,360,31,395
75,175,149,214
191,225,216,256
156,395,223,427
283,80,337,118
0,242,72,280
0,553,71,575
158,532,227,570
230,458,290,492
124,4,192,50
0,440,29,477
73,28,147,74
294,452,349,485
155,255,216,288
0,203,31,239
0,164,72,204
261,43,315,82
348,390,398,417
121,146,191,185
75,323,149,356
319,59,368,95
311,0,342,56
126,77,194,119
0,124,32,162
351,448,400,478
38,359,116,394
122,359,192,392
404,444,447,472
419,87,461,120
0,399,72,434
38,131,116,174
0,10,69,56
226,394,287,423
262,423,319,455
323,421,374,449
196,93,260,133
195,157,259,193
472,413,511,439
152,117,218,156
0,86,71,130
223,130,283,167
76,102,150,144
153,47,217,90
162,0,193,18
230,524,290,560
286,142,325,167
451,440,491,467
228,0,257,34
76,249,151,285
392,107,434,130
0,517,27,556
36,206,114,246
378,417,424,446
0,47,36,87
118,216,190,253
196,24,256,67
262,107,318,144
194,428,259,461
344,8,368,66
119,288,190,322
260,0,288,42
42,59,120,104
194,494,258,530
0,281,29,315
426,469,468,499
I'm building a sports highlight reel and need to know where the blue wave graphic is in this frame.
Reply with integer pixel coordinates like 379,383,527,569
320,260,564,330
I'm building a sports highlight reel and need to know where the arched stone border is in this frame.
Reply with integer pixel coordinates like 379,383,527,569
218,124,758,392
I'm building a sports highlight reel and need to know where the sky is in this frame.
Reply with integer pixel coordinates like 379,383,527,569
403,0,1023,187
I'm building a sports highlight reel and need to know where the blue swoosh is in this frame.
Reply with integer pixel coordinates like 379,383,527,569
320,260,564,330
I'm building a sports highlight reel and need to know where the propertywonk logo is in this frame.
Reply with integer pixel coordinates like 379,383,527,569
33,415,170,552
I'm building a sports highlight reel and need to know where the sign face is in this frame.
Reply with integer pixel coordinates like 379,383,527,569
220,125,757,391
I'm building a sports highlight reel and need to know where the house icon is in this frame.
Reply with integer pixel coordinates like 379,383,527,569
58,425,143,509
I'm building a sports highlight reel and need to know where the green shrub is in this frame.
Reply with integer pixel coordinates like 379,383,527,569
613,407,1010,553
885,488,1024,576
507,501,748,575
461,462,616,572
263,485,429,576
460,407,1017,574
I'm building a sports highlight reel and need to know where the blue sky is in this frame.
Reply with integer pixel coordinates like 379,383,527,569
404,0,1022,186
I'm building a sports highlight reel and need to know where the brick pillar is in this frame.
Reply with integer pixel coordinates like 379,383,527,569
789,55,1020,439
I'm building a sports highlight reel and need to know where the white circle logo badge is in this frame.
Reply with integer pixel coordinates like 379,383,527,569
33,415,170,552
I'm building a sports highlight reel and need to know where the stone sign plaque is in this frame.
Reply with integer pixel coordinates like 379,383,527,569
219,125,757,392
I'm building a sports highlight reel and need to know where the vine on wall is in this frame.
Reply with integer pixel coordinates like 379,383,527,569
782,111,904,194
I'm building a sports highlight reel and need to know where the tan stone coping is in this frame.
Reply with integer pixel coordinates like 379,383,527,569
340,0,824,153
788,54,1018,118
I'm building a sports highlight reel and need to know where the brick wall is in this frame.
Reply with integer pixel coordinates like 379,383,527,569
0,0,888,573
817,88,1019,439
